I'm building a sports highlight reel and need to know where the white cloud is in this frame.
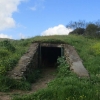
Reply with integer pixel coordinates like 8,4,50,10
41,24,73,36
0,0,25,30
30,0,45,11
0,33,12,39
19,33,26,39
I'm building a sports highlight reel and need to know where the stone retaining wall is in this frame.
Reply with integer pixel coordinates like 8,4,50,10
64,44,89,77
9,43,39,79
9,43,89,80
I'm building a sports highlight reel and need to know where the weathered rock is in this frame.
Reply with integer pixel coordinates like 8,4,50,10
64,44,89,77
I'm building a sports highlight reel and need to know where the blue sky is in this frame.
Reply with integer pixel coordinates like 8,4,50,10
0,0,100,39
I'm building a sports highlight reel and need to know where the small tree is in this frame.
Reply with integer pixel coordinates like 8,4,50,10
70,28,85,35
66,20,87,29
85,23,100,37
66,20,87,35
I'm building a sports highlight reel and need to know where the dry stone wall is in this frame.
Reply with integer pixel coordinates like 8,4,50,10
64,44,89,77
9,43,39,79
9,43,89,80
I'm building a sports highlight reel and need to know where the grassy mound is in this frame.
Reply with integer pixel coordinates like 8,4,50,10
12,56,100,100
0,35,100,100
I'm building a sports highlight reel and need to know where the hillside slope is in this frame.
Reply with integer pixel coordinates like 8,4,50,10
0,35,100,100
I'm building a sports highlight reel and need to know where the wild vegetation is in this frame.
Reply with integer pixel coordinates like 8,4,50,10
12,51,100,100
0,39,33,91
0,26,100,99
66,20,100,38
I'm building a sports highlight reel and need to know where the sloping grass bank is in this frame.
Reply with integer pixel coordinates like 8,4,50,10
0,39,32,91
12,35,100,100
12,56,100,100
0,35,100,99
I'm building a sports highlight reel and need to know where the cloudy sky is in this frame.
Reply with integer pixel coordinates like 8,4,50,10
0,0,100,39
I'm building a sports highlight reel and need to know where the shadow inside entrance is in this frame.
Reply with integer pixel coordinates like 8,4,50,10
41,46,61,68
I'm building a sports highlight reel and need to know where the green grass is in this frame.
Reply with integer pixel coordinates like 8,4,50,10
12,56,100,100
0,35,100,99
0,39,41,91
0,40,30,75
0,39,32,91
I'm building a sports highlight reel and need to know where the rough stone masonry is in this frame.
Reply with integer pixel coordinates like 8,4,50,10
8,43,39,79
8,43,89,79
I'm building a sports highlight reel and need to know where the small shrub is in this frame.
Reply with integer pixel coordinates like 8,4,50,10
0,66,7,75
70,28,85,35
57,56,70,77
0,49,10,58
0,75,31,92
90,43,100,56
0,75,15,91
1,40,16,52
13,80,31,90
25,69,41,83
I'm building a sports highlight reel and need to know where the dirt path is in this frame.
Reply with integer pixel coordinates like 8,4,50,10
31,67,56,93
0,67,56,100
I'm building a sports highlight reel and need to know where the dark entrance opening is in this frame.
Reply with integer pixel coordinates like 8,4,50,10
41,46,63,68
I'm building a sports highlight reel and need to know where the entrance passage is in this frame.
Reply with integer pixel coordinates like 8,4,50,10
41,46,62,68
